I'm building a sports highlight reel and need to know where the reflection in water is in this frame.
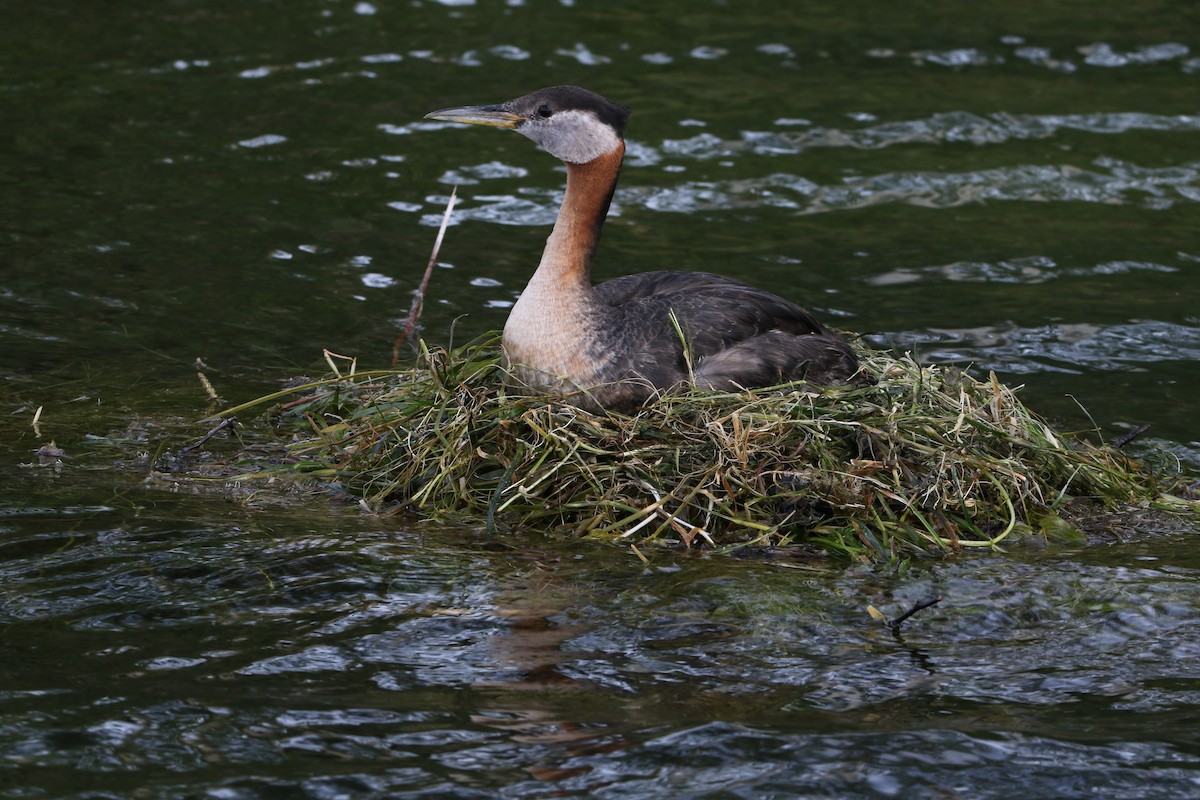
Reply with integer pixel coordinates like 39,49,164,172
877,319,1200,375
421,148,1200,223
2,473,1200,795
867,256,1179,286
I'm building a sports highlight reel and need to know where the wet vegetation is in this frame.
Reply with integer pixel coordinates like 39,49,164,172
214,335,1196,562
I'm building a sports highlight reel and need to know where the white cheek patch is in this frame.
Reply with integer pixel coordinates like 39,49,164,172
521,109,622,163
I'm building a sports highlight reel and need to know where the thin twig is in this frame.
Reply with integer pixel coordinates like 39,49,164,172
174,417,238,460
890,595,943,632
393,187,458,365
197,371,221,402
1111,424,1151,449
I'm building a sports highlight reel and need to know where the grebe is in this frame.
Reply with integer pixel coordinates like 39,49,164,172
425,85,859,412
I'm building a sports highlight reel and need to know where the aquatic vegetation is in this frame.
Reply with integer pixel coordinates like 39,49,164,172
216,335,1196,563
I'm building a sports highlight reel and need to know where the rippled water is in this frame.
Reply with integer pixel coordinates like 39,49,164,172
2,0,1199,797
4,492,1200,798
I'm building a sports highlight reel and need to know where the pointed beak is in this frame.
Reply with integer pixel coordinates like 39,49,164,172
423,105,526,129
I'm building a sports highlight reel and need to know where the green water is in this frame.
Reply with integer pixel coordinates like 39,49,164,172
2,1,1199,797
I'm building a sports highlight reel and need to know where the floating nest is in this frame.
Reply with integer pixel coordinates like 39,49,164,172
217,334,1196,562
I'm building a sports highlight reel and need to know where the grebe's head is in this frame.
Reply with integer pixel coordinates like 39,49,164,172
425,85,630,164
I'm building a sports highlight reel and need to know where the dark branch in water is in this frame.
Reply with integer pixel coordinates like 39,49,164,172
890,595,943,633
176,417,238,458
1111,424,1151,449
393,187,458,365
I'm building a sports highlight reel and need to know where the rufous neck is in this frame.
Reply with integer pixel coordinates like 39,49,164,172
532,142,625,290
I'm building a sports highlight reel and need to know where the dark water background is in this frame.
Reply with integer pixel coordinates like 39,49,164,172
3,1,1200,797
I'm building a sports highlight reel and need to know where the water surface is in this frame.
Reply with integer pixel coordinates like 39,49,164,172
2,1,1199,797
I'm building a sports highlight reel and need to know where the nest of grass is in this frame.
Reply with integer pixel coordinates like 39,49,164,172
219,334,1196,562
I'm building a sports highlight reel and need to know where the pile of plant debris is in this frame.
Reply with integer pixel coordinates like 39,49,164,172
209,334,1196,562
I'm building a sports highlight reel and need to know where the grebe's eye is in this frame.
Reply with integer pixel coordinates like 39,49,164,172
536,104,553,118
